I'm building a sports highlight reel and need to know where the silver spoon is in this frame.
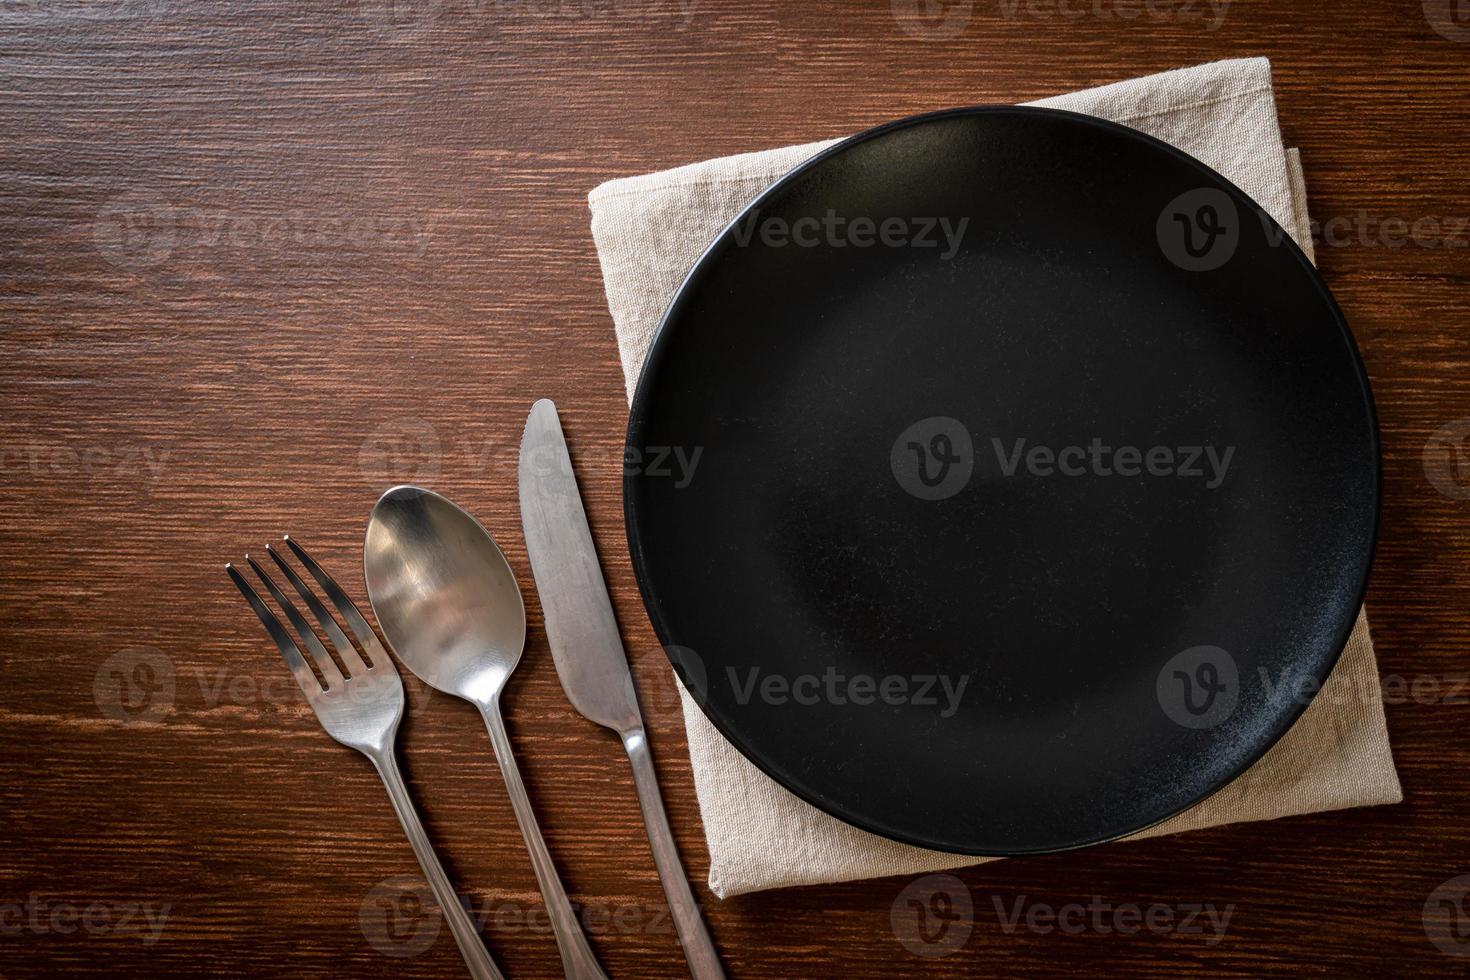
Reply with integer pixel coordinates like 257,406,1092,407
363,485,609,980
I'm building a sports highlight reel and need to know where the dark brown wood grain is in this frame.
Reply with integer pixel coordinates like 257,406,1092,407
1,0,1468,976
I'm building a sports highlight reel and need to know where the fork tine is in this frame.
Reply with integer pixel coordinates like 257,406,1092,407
265,543,371,676
226,563,324,696
283,535,389,669
245,555,347,689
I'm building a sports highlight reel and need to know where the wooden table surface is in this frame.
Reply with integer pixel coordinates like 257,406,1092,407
3,0,1468,976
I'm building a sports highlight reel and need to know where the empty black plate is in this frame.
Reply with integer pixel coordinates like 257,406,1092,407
623,106,1378,855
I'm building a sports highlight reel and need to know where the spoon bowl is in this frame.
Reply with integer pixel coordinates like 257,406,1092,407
364,485,525,706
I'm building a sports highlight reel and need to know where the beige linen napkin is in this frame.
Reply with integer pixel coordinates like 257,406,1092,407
588,58,1401,899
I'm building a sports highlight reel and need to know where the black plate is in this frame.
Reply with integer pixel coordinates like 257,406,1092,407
623,106,1378,855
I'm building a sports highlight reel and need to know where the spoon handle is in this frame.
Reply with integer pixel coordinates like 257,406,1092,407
371,750,507,980
480,699,611,980
620,727,727,980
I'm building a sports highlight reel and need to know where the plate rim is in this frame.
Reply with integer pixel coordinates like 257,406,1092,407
621,103,1381,855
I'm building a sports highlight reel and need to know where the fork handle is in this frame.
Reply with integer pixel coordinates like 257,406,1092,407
620,727,727,980
479,698,610,980
372,752,507,980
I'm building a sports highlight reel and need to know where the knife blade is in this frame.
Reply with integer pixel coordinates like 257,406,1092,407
518,397,643,735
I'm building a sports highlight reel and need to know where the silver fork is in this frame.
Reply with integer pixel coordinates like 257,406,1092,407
226,536,505,980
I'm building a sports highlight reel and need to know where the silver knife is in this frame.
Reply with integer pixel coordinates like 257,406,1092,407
519,398,727,980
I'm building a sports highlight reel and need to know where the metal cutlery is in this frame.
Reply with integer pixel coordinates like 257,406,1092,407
226,537,505,980
519,398,727,980
363,486,610,980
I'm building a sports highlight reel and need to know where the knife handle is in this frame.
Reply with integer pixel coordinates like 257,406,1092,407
620,727,728,980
